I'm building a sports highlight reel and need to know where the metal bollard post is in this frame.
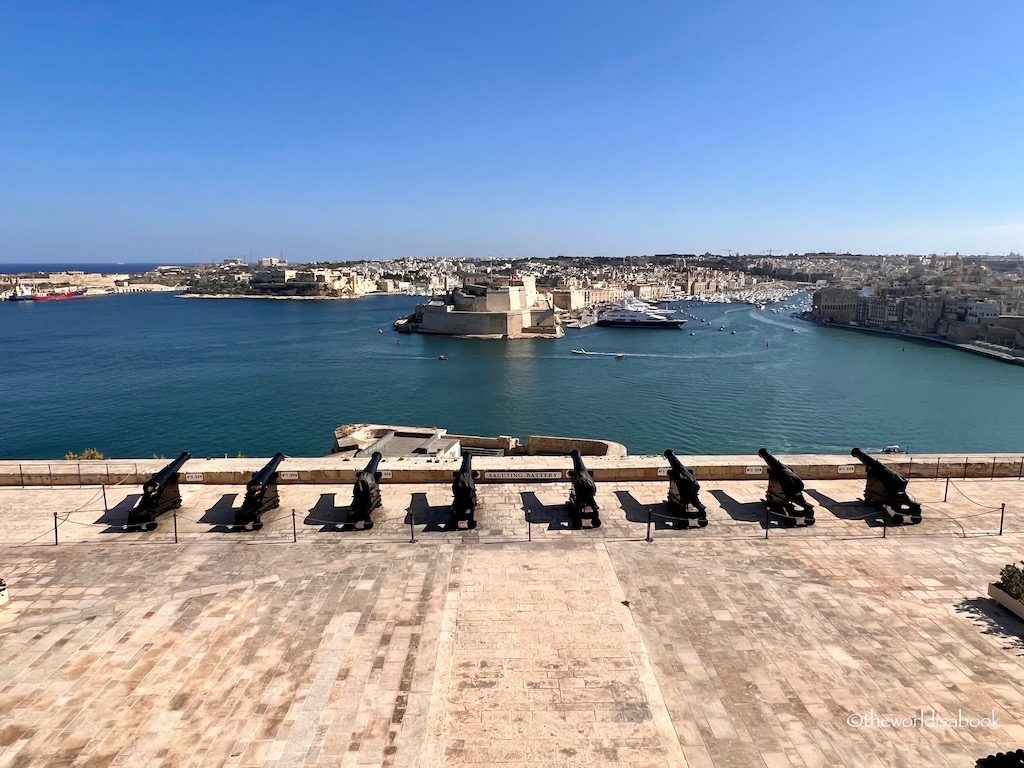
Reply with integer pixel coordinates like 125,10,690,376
963,457,968,479
991,457,997,480
173,510,178,544
102,484,108,513
882,513,887,539
292,509,297,543
409,510,416,544
19,464,24,488
53,512,59,546
944,477,950,502
646,508,653,543
526,508,531,542
1019,456,1023,480
999,504,1006,536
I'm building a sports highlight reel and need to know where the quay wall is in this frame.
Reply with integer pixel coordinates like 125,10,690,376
1,453,1023,487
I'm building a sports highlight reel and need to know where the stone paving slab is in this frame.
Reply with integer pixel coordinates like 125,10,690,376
0,480,1023,767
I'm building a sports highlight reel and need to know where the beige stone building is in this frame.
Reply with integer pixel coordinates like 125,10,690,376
399,275,562,338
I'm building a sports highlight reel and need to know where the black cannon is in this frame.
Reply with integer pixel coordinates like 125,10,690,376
448,452,479,530
566,449,600,528
758,448,815,526
851,447,922,525
127,452,191,530
234,453,285,530
664,450,707,527
349,452,383,528
977,750,1024,767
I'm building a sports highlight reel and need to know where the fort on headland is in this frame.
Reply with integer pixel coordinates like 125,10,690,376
394,273,563,338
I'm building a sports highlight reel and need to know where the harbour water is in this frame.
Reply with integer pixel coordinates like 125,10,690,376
2,291,1022,459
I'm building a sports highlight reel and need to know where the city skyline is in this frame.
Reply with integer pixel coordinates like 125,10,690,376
2,1,1023,263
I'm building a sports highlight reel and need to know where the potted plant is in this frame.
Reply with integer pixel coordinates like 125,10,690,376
989,562,1024,620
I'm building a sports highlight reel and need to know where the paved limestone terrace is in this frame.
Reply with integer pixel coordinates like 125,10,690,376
1,478,1023,767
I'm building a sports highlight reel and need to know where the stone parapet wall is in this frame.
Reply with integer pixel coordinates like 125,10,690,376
1,453,1022,487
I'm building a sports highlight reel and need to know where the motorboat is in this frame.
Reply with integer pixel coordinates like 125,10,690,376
596,300,684,329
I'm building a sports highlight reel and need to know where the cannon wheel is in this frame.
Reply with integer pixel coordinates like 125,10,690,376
591,514,601,529
467,517,478,530
363,519,374,530
145,521,158,532
804,517,815,527
697,517,708,528
252,521,263,531
174,500,182,509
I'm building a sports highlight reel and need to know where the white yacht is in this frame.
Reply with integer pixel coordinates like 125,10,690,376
596,300,685,329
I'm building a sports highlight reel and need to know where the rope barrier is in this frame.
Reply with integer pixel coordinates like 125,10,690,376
945,481,1004,510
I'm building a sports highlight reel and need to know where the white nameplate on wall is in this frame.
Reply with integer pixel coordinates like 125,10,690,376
485,470,565,481
745,466,763,475
279,471,299,481
837,465,856,474
354,469,393,479
184,473,204,483
657,467,669,477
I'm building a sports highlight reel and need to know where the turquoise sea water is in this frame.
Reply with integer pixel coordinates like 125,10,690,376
1,292,1021,459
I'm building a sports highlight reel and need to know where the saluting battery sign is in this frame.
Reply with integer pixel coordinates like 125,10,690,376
485,470,565,481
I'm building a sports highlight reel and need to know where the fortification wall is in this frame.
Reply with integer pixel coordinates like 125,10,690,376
2,453,1022,487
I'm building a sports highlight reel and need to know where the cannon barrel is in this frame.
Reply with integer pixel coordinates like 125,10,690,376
248,452,285,492
144,451,191,494
569,449,589,476
448,452,479,528
852,447,903,481
664,449,686,475
758,448,804,489
663,449,707,523
361,451,382,477
757,447,784,470
348,452,383,525
851,447,876,466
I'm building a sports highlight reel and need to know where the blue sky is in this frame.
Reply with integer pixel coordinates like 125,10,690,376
2,1,1022,262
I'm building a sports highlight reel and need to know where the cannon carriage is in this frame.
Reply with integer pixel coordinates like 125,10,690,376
127,452,191,530
348,452,383,529
663,450,708,527
757,449,815,526
566,449,600,528
448,452,479,530
851,448,922,525
233,453,285,530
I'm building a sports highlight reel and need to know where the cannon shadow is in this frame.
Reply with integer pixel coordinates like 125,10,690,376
520,491,578,530
614,491,689,530
303,493,365,532
404,492,454,533
805,489,885,527
955,597,1024,655
198,493,242,532
708,490,769,529
93,494,144,533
